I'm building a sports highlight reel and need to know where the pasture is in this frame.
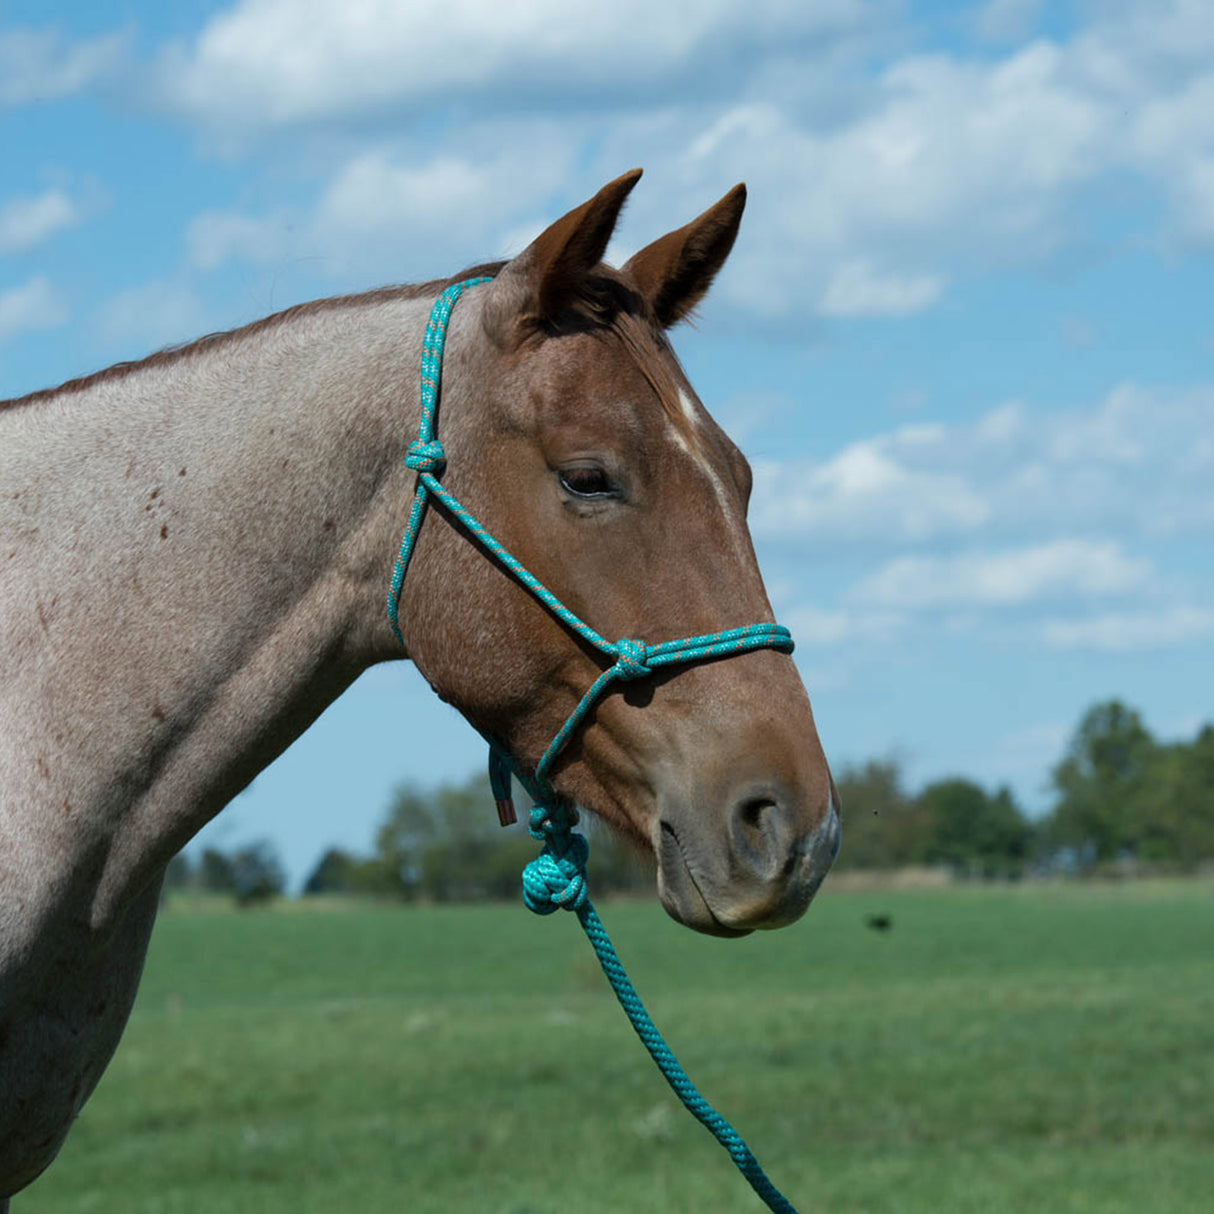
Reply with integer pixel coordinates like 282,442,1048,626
24,879,1214,1213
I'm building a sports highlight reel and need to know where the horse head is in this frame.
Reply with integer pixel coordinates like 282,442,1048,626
392,171,840,936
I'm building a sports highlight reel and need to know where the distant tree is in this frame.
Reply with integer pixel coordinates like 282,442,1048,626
228,840,286,907
163,852,193,891
304,848,399,897
831,759,930,870
199,848,237,893
916,778,1031,876
303,847,359,895
1134,725,1214,866
580,817,653,897
1048,700,1156,862
376,782,442,899
372,771,652,903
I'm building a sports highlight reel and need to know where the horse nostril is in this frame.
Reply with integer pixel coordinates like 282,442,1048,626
739,796,771,834
730,794,790,878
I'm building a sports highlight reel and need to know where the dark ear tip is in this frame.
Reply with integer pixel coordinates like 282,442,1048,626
607,167,644,197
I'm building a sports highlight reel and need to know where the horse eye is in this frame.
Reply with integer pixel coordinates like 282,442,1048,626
559,467,615,498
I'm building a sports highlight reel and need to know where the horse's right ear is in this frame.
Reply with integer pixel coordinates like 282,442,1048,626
484,169,642,342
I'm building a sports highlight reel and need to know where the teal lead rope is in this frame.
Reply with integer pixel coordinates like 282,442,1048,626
389,278,800,1213
522,802,798,1213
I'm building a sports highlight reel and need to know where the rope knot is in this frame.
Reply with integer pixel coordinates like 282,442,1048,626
612,637,652,680
405,439,446,474
522,815,589,915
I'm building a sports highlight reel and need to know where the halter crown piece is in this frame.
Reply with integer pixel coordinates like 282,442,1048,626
387,278,800,1214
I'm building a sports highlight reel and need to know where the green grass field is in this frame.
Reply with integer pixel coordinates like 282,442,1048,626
21,879,1214,1213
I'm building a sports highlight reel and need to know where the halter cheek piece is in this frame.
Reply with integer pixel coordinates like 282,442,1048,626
384,278,802,1214
386,277,795,822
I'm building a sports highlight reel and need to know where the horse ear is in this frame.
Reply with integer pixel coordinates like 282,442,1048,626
623,183,746,328
485,169,642,340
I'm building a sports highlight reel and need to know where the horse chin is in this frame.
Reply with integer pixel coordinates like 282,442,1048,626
656,821,753,938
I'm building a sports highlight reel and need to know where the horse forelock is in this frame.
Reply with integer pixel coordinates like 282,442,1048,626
519,267,701,456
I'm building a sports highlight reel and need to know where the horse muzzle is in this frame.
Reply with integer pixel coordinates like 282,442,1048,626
655,787,841,937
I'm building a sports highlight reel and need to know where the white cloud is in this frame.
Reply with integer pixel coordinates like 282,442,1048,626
750,382,1214,544
603,1,1214,315
1043,605,1214,651
157,0,876,129
819,259,944,317
751,430,989,542
970,0,1045,44
784,604,903,646
0,189,81,253
854,539,1150,609
93,280,209,353
0,27,125,106
0,276,66,344
156,1,1214,320
186,132,580,279
187,210,290,270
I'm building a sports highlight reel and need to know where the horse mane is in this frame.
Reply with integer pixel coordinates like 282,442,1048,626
1,260,689,438
0,263,507,411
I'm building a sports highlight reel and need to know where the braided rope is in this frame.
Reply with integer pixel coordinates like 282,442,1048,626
386,276,493,645
387,278,801,1213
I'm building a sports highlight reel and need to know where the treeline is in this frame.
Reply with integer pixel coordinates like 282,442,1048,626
174,698,1213,908
1044,700,1213,867
836,700,1214,875
164,840,286,906
301,775,652,901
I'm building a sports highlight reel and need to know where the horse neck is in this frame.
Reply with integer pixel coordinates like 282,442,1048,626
0,293,433,930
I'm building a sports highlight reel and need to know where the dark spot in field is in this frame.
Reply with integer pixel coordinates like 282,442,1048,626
160,524,168,540
144,503,153,512
151,704,166,723
178,467,187,477
63,797,73,815
36,599,50,634
124,458,135,478
281,457,289,469
323,518,335,532
766,1046,799,1068
37,756,50,779
523,1061,562,1086
150,487,161,500
865,913,893,932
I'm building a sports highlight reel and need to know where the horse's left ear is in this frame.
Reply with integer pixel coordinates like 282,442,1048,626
623,183,746,328
483,169,642,343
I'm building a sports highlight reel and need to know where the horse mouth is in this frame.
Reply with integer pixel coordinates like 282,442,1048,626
656,821,753,938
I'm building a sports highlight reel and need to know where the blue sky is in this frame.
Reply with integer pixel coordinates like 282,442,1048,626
3,0,1212,887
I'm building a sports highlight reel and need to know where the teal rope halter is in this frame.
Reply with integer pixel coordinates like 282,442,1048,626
388,278,800,1213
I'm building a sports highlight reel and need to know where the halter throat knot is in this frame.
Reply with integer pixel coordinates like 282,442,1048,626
612,637,652,680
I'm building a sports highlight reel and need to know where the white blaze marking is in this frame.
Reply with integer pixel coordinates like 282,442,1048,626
677,386,700,428
673,387,739,531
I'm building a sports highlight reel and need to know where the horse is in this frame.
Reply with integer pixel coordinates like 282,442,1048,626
0,169,840,1206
